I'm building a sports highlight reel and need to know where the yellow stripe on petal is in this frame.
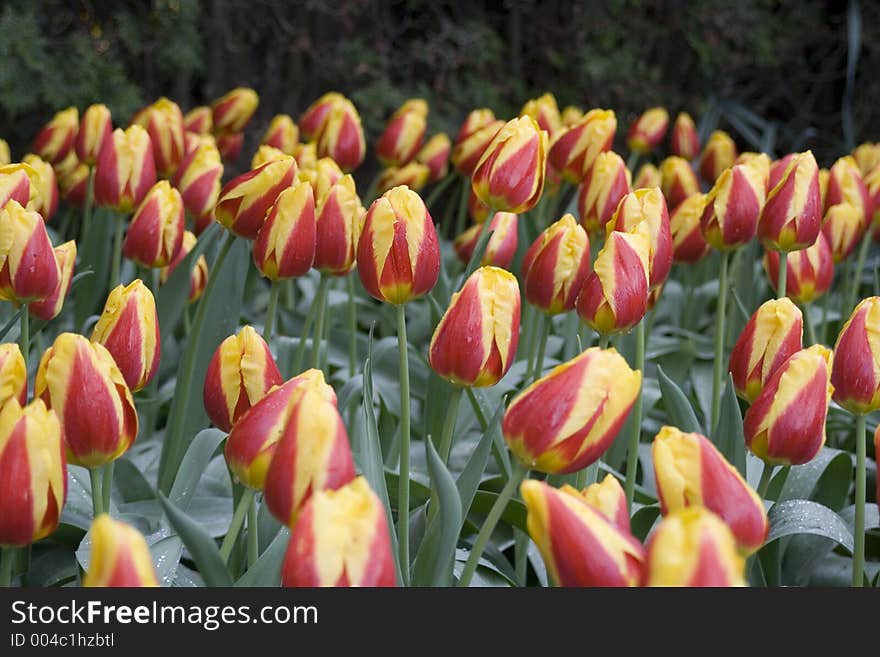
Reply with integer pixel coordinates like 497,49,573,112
477,267,519,377
765,345,833,431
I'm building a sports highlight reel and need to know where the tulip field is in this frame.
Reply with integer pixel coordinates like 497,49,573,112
1,86,879,589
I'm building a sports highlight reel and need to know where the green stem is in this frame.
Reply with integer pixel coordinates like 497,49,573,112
285,279,296,310
514,530,529,585
532,314,551,382
311,276,330,371
424,173,456,211
396,303,412,586
599,334,611,349
458,461,528,587
803,303,817,346
626,151,640,174
247,494,259,568
110,212,125,287
462,217,492,282
183,306,192,335
263,281,280,342
219,488,256,563
292,290,318,375
624,318,645,509
454,176,469,240
523,305,538,374
756,462,775,499
821,285,831,345
19,305,28,377
711,251,730,432
845,230,872,317
777,251,788,299
346,274,358,377
853,412,867,587
81,166,95,243
101,461,114,515
438,386,464,463
89,467,104,518
0,547,13,587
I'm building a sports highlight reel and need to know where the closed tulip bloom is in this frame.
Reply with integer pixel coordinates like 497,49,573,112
300,157,343,203
822,203,864,263
645,507,746,587
184,106,213,135
33,107,78,165
202,325,284,433
82,515,158,587
0,163,37,210
699,130,738,184
35,333,138,467
253,182,316,280
670,193,710,263
522,214,591,315
451,119,505,178
281,477,395,587
853,142,880,176
316,99,366,172
455,108,496,143
825,156,870,224
211,87,259,134
29,241,76,321
576,226,650,334
314,175,363,276
700,162,766,251
520,93,562,136
818,168,830,209
214,155,297,239
453,211,518,269
503,347,642,473
376,162,431,195
76,104,112,166
744,345,833,466
227,370,343,493
548,109,617,184
653,427,768,553
633,162,661,189
758,151,822,252
607,187,673,289
865,165,880,229
56,153,89,208
670,112,700,161
172,140,223,230
138,97,185,177
216,132,244,163
0,344,26,407
659,156,700,210
577,150,631,234
581,474,630,533
763,232,833,304
376,99,428,167
521,479,645,586
262,114,299,154
561,105,584,127
0,398,65,547
627,107,669,155
736,151,772,186
831,297,880,414
94,125,157,213
122,181,185,268
416,133,451,182
159,230,208,304
299,92,346,141
21,154,59,221
0,200,59,304
357,185,439,304
429,266,520,387
251,145,286,170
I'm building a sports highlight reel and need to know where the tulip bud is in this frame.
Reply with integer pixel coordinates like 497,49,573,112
670,112,700,161
184,106,212,135
35,333,138,467
736,151,772,184
633,163,661,189
122,181,185,269
825,156,870,226
21,154,59,221
581,474,630,532
314,175,364,276
659,156,700,210
315,99,366,172
744,344,833,466
521,214,591,315
763,232,833,304
0,200,60,304
376,99,428,167
653,426,768,553
699,130,738,183
830,297,880,414
576,150,631,234
138,97,185,178
251,145,286,170
729,298,802,402
454,211,518,269
670,193,710,263
607,187,673,289
300,157,343,203
299,92,346,141
76,104,113,166
548,109,617,184
357,185,439,304
853,142,880,176
82,515,158,587
576,226,651,334
0,344,26,407
377,162,431,195
0,398,65,547
627,107,669,155
822,203,864,263
33,107,78,165
758,151,822,252
520,93,562,136
171,140,223,228
455,108,496,143
0,140,8,166
253,182,316,280
416,133,451,182
521,479,645,586
558,105,581,127
451,119,504,177
159,230,208,304
429,266,520,387
94,125,157,213
262,114,299,154
29,241,76,321
227,370,343,493
281,477,395,587
645,507,746,586
56,152,89,208
503,347,642,473
700,162,766,251
865,165,880,230
216,132,244,163
212,87,259,134
0,163,36,210
214,155,297,239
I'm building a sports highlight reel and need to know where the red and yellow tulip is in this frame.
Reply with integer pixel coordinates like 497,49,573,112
314,175,364,277
376,162,431,195
669,193,709,263
763,231,834,304
670,112,700,161
700,161,766,251
453,211,518,270
82,515,158,587
0,200,60,304
29,241,76,321
0,344,26,408
214,155,297,239
33,107,78,165
76,104,113,167
830,297,880,414
253,182,316,280
520,93,562,137
211,87,259,135
522,214,591,315
627,107,669,155
122,181,185,269
451,118,504,177
184,106,212,135
758,151,822,252
376,99,428,167
159,230,208,304
135,97,185,178
659,155,700,210
699,130,737,184
825,155,870,224
21,154,59,221
581,474,630,533
548,109,617,184
416,133,451,182
607,187,672,290
822,203,864,263
262,114,299,155
94,125,157,214
299,92,345,141
171,139,223,230
316,98,366,172
576,150,631,234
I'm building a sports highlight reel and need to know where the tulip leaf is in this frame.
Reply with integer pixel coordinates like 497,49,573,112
657,365,703,434
471,490,527,532
113,457,157,502
168,428,226,513
0,306,23,342
22,548,78,587
777,447,852,512
712,375,747,477
158,492,233,587
764,499,854,554
74,207,114,330
235,527,289,587
457,400,505,517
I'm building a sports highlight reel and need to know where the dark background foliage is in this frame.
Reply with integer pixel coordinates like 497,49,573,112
0,0,875,168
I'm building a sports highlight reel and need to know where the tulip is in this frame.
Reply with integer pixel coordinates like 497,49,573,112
576,150,631,234
251,145,286,170
548,109,616,184
627,107,669,155
700,161,766,251
184,106,212,135
736,151,772,185
822,203,864,263
94,125,157,213
171,139,223,231
699,130,737,183
0,163,36,210
216,132,244,163
0,200,59,304
0,139,9,165
743,344,833,466
33,107,78,165
212,87,259,134
503,347,641,473
645,507,746,586
214,155,297,239
416,133,451,182
669,193,709,263
580,474,630,533
262,114,299,154
560,105,583,127
281,477,394,587
376,162,431,195
853,142,880,176
137,97,185,178
758,150,821,252
451,119,504,177
865,164,880,229
82,515,158,587
830,297,880,414
56,153,89,208
29,241,76,321
520,93,562,137
607,187,673,290
825,155,870,223
633,162,661,189
453,211,518,269
299,92,345,141
576,226,650,334
76,104,113,167
301,157,344,204
0,344,25,408
659,156,700,210
763,232,833,304
253,182,316,280
357,185,439,305
159,230,208,303
818,167,830,209
376,99,428,167
429,266,520,387
122,181,185,269
670,112,700,161
315,99,366,172
520,479,645,586
314,175,364,277
455,108,496,143
21,154,59,221
0,398,65,547
521,214,591,315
